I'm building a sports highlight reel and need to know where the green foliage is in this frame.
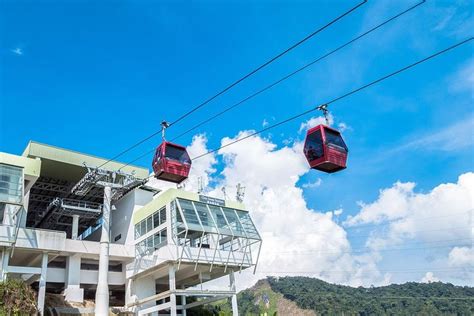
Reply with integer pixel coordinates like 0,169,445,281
268,276,474,315
0,279,37,315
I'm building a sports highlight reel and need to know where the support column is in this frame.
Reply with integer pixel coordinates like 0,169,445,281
71,215,80,240
37,252,48,315
169,264,177,316
64,254,83,302
229,270,238,316
95,186,111,316
0,248,11,281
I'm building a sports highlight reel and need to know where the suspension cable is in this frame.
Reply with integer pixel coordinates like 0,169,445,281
97,1,367,169
118,0,425,170
190,37,473,162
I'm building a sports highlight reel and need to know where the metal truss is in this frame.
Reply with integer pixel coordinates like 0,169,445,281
71,165,146,201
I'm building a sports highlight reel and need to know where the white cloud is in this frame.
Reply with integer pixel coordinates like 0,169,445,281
206,131,386,289
345,173,474,251
395,116,474,153
11,48,23,56
262,119,269,127
448,247,474,268
302,178,322,189
421,272,440,283
299,115,333,133
449,58,474,95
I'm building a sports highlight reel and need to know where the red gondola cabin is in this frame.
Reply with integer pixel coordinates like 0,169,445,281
152,142,192,183
303,124,348,173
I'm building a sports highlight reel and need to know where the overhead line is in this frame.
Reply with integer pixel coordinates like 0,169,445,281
98,0,367,169
169,0,426,142
118,0,425,170
191,37,473,161
167,0,367,127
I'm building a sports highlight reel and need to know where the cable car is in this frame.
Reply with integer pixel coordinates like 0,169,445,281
303,124,348,173
152,141,192,183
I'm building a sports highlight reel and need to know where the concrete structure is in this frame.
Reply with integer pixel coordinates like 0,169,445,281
0,141,262,315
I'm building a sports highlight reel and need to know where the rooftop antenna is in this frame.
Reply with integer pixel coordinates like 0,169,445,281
236,183,245,203
221,187,227,200
197,176,204,194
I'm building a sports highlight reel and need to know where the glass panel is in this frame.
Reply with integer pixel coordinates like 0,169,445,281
194,202,217,232
0,164,23,205
325,129,348,151
178,199,200,226
222,208,246,237
153,212,160,228
134,224,140,239
140,220,146,237
146,236,153,249
161,230,167,244
304,130,324,161
208,205,228,230
165,144,191,164
153,233,160,249
146,216,153,233
236,210,260,239
160,207,166,224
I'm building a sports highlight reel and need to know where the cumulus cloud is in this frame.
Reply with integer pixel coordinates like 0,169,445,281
147,128,472,289
202,131,386,289
448,247,474,268
421,272,440,283
299,115,334,133
345,173,474,251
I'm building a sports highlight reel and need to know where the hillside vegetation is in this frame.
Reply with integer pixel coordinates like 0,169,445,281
189,276,474,316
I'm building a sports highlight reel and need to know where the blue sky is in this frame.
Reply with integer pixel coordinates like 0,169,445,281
1,0,473,286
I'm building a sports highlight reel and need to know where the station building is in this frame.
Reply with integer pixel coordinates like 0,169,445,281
0,141,262,315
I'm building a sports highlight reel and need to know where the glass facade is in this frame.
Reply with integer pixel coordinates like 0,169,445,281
0,164,23,205
135,207,166,239
175,198,261,252
134,196,261,265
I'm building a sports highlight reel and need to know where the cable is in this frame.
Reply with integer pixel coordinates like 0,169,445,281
98,0,367,170
167,0,367,127
118,0,425,169
191,37,473,161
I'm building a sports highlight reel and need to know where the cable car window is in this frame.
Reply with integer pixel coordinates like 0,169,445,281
166,145,191,164
325,129,347,151
304,130,324,161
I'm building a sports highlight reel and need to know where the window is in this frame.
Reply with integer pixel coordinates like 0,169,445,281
160,208,166,224
178,199,200,225
304,130,324,161
165,145,191,164
0,164,23,205
153,212,160,228
325,129,347,151
146,216,153,232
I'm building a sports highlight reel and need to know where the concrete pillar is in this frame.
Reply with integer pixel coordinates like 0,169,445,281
229,270,238,316
64,254,83,302
71,215,80,240
95,186,111,316
169,264,177,316
37,252,48,315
